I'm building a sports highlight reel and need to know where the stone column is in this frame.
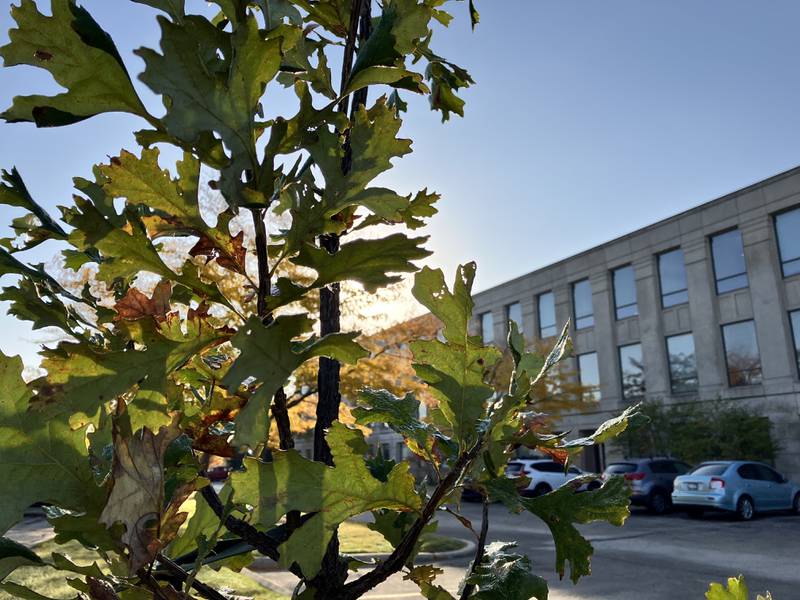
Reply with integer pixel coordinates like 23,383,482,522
634,255,670,397
590,270,620,406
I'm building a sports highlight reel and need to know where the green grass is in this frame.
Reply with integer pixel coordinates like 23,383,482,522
338,521,467,554
0,539,285,600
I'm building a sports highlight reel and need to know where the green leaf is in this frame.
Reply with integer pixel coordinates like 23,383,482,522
486,476,630,584
167,487,231,560
0,167,66,251
231,422,421,577
0,537,45,581
354,388,435,459
36,316,227,432
294,233,431,293
223,314,367,448
0,0,146,125
131,0,185,20
466,541,548,600
410,264,501,449
136,13,281,201
706,576,774,600
469,0,480,29
405,565,455,600
0,353,96,536
0,581,71,600
346,0,432,94
291,0,351,37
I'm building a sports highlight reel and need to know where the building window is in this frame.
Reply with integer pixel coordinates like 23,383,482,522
480,312,493,344
791,310,800,376
395,442,405,462
577,352,600,401
612,265,638,320
775,207,800,277
711,229,748,294
380,442,391,458
506,302,523,335
658,248,689,307
721,320,762,386
538,292,556,338
619,343,645,400
572,280,594,330
666,333,698,394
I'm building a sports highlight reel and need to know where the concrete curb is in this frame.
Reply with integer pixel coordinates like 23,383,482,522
248,538,476,572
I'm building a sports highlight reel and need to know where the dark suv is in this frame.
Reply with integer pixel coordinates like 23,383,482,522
603,457,692,514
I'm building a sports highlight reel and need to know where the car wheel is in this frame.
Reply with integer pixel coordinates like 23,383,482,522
792,493,800,515
686,507,704,519
736,496,755,521
532,483,552,497
587,480,601,491
648,490,669,515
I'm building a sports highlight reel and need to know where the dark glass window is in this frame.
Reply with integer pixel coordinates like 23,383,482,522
737,464,759,480
721,320,762,386
613,265,638,319
650,461,678,474
538,292,556,338
506,302,523,335
693,463,729,476
754,464,783,483
572,280,594,330
711,229,748,294
604,463,636,475
619,343,645,400
480,312,493,344
775,207,800,277
532,462,562,473
790,310,800,376
666,333,698,394
577,352,600,400
658,248,689,307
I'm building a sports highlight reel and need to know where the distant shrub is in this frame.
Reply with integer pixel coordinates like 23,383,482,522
615,400,777,465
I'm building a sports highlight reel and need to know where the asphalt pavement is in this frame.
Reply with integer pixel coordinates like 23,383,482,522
254,503,800,599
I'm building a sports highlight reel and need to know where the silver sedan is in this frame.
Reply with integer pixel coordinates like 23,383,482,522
672,461,800,520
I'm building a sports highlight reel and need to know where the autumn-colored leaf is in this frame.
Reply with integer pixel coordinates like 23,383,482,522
113,280,172,321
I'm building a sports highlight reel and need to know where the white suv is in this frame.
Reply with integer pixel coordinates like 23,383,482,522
506,458,588,497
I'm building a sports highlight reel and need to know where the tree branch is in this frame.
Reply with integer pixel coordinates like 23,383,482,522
458,496,490,600
339,440,484,599
156,553,230,600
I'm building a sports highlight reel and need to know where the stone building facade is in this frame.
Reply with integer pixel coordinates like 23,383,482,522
471,166,800,478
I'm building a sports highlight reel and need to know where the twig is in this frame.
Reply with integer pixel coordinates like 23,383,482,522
458,496,490,600
156,553,230,600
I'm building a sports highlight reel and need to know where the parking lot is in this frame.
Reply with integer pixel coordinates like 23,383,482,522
332,502,800,599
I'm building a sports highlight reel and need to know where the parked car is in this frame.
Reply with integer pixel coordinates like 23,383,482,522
506,458,595,497
603,457,692,514
206,466,231,482
672,461,800,521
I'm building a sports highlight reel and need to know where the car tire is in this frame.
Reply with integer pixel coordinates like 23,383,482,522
686,508,704,519
587,480,601,491
648,490,669,515
531,483,552,497
792,493,800,516
736,496,755,521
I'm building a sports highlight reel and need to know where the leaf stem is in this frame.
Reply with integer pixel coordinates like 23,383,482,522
458,495,490,600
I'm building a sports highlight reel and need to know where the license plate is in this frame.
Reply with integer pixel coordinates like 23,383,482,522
686,482,698,490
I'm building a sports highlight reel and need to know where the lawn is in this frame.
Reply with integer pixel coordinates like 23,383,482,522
0,504,466,599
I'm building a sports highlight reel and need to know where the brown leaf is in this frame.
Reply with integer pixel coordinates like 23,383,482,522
87,577,120,600
99,410,182,572
114,281,172,321
189,231,246,272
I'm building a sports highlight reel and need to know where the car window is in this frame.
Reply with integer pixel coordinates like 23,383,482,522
568,466,582,475
651,461,677,474
692,463,729,476
505,462,525,476
737,464,759,480
533,462,563,473
675,462,692,474
754,465,783,483
604,463,636,475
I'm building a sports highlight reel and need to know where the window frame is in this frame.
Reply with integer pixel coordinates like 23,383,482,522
479,311,494,344
774,206,800,278
720,319,763,387
537,291,557,338
710,227,749,295
505,301,523,336
657,247,689,308
618,342,645,400
576,351,601,401
790,309,800,378
665,332,699,395
612,264,638,320
572,279,594,330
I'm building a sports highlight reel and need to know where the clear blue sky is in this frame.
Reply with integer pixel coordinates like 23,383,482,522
3,0,800,364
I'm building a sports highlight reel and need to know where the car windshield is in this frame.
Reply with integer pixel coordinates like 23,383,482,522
691,463,729,476
604,463,636,474
505,462,525,476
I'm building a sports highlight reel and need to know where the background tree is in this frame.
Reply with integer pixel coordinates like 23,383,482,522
0,2,641,599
